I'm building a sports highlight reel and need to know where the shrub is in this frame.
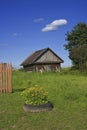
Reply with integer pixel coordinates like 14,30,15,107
21,87,48,105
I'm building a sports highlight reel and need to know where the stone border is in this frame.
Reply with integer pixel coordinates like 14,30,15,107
23,102,53,112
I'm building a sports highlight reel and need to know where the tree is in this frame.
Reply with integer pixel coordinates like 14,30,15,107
64,22,87,71
70,44,87,70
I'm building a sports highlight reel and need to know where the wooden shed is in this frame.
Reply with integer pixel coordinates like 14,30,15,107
20,48,64,72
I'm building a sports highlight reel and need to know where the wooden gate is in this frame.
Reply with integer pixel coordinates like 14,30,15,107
0,63,12,93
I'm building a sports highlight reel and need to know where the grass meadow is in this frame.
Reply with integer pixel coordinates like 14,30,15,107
0,70,87,130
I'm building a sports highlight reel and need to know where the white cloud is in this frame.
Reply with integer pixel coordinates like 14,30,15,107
12,32,18,37
12,32,21,37
42,19,67,32
33,18,44,22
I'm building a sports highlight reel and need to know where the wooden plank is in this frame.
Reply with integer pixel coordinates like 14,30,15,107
9,63,12,93
2,63,5,93
0,63,3,93
7,64,9,92
5,64,7,92
7,63,12,93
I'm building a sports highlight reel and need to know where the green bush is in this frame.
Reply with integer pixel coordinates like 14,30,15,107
21,87,48,105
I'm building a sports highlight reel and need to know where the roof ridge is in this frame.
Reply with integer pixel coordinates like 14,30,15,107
35,47,49,52
33,48,49,62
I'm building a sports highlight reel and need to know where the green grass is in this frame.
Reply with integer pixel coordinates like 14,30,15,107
0,71,87,130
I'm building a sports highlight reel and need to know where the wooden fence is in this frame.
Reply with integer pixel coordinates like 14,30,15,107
0,63,12,93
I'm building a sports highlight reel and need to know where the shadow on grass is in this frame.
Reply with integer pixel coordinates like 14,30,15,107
12,88,26,93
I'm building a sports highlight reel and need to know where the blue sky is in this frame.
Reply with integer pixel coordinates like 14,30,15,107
0,0,87,68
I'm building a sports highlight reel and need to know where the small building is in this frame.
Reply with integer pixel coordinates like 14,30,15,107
20,48,64,72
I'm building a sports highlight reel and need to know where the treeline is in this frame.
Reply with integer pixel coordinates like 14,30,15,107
64,22,87,72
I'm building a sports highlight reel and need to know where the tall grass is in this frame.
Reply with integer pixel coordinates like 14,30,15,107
0,71,87,130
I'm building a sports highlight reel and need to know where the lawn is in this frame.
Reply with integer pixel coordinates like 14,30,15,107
0,70,87,130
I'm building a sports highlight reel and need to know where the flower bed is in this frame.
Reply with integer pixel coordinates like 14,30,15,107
21,86,53,112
